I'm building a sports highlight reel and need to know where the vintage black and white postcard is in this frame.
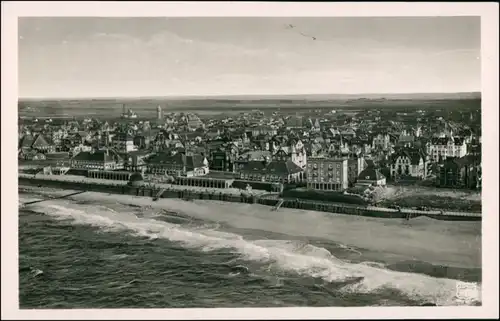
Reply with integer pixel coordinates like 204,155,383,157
2,2,498,320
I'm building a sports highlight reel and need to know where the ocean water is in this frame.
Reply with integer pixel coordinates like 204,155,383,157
18,192,482,308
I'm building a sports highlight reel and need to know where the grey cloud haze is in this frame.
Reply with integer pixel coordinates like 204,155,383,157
18,17,481,98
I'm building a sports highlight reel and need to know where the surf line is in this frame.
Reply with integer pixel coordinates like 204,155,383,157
20,191,87,207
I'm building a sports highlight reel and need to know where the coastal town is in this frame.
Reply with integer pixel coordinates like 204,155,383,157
18,100,482,216
11,13,492,313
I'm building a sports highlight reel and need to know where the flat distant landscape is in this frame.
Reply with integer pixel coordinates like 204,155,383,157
18,92,481,119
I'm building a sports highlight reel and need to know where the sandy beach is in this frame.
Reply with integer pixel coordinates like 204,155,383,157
20,186,481,269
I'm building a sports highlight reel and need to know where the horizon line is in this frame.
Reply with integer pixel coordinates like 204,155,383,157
18,91,481,101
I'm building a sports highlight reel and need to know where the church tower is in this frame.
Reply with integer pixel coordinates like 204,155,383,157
157,105,162,120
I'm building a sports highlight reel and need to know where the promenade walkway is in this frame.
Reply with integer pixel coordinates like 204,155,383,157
19,174,481,219
259,193,481,218
18,173,267,197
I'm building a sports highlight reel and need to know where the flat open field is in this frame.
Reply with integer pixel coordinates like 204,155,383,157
375,185,482,212
18,95,481,120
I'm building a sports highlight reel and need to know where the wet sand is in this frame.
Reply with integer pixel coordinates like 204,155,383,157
20,186,482,270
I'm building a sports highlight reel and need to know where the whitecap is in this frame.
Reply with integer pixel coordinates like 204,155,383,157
30,199,482,306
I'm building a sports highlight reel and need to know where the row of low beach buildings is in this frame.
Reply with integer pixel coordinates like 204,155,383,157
18,105,482,192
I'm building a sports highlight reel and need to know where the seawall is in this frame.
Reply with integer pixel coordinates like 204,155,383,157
18,177,481,222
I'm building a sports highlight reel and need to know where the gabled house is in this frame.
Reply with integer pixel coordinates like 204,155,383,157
75,131,91,144
18,149,44,161
27,133,55,153
125,151,153,172
426,136,467,163
357,166,386,186
18,134,34,152
397,130,415,148
340,128,356,138
372,133,391,151
272,148,289,162
51,129,67,146
390,148,428,179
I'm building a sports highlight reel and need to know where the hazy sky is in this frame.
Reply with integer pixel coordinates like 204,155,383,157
18,17,481,98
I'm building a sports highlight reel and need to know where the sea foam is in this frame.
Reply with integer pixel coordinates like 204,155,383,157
27,199,482,306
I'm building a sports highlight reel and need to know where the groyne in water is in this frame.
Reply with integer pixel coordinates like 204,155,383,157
21,191,87,206
18,177,481,222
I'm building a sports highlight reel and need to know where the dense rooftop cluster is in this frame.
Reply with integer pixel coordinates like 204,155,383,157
18,103,482,191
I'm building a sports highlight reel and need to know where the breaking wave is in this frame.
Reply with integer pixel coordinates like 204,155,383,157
24,198,481,306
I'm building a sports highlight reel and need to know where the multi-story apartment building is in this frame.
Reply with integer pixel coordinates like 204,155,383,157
271,143,307,170
306,157,349,191
209,143,239,172
112,132,138,153
426,137,467,163
437,155,481,189
51,129,68,146
347,155,368,187
290,140,307,169
371,133,391,150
